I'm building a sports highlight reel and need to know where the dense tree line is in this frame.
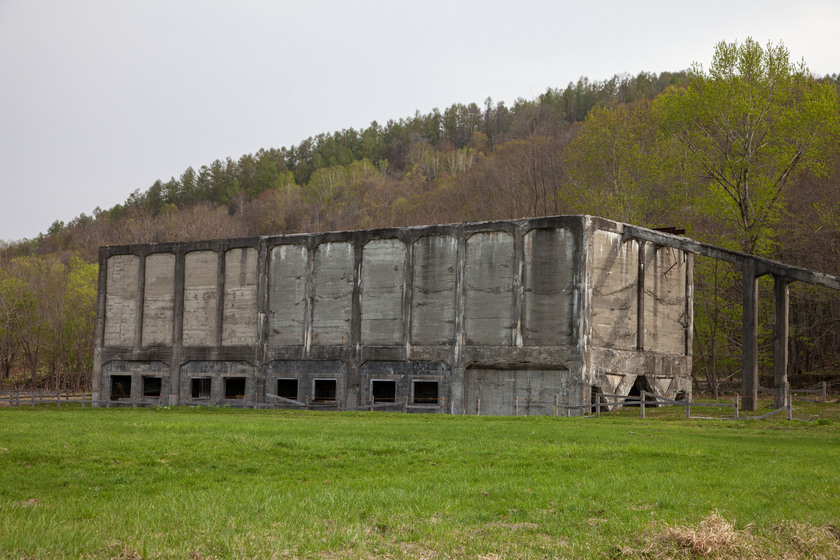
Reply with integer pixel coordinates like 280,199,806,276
2,41,840,392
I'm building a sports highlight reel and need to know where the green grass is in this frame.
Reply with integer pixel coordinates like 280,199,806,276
0,401,839,558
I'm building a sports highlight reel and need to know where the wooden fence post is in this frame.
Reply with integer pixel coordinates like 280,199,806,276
640,394,646,419
822,381,827,403
514,396,519,416
403,395,408,413
554,394,558,417
733,394,739,418
477,399,481,416
370,396,374,413
440,396,445,413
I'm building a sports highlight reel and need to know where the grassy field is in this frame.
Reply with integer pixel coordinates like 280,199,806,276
0,400,839,559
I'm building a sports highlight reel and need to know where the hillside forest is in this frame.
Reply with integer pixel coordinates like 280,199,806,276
2,39,840,393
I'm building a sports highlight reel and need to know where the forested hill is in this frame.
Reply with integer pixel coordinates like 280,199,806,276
2,39,840,392
6,70,690,260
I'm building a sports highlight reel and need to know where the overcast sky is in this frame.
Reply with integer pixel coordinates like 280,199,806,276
1,1,838,242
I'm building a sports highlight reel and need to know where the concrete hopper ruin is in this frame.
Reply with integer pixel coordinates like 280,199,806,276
92,215,694,414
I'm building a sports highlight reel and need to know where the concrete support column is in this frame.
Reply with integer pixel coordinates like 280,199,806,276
684,253,694,358
741,259,759,411
170,250,185,406
773,276,790,409
637,241,646,351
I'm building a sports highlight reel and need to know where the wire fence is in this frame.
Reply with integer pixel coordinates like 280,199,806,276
0,385,831,422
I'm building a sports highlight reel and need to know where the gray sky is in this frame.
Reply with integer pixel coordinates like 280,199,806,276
1,0,838,242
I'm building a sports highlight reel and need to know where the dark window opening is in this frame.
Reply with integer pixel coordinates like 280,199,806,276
675,390,687,401
224,377,246,399
372,380,396,403
191,377,211,399
110,375,132,400
413,381,438,404
276,378,298,400
142,376,162,397
313,379,337,402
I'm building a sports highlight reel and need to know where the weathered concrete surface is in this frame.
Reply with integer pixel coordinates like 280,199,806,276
268,244,307,346
93,216,694,413
464,231,515,346
104,254,140,347
522,228,575,346
222,247,258,346
411,235,457,345
590,230,638,350
180,360,255,404
311,242,354,346
361,239,405,345
182,251,218,346
142,253,175,346
643,244,688,355
463,367,573,416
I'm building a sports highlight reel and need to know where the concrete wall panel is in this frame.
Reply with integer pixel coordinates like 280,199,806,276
142,253,175,346
222,247,258,345
644,245,687,355
104,254,140,347
361,239,406,345
465,231,514,345
591,230,638,350
411,235,457,345
312,242,354,345
268,244,308,346
463,368,570,416
183,251,219,346
523,228,575,346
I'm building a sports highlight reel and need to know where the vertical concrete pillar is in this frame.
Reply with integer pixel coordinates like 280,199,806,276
91,251,109,405
402,235,414,358
452,228,467,414
255,241,270,406
170,250,185,406
637,241,646,351
773,276,790,409
741,259,759,411
684,253,694,358
135,253,146,350
216,248,225,347
348,237,363,408
513,225,524,348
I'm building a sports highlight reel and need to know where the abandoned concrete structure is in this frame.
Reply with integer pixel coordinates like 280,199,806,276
92,215,694,414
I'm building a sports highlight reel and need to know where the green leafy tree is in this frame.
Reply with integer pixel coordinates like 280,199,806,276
564,99,689,226
657,38,840,253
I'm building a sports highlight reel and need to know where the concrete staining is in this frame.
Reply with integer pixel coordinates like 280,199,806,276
93,215,693,414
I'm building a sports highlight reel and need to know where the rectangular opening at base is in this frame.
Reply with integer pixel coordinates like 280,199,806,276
413,380,438,404
276,378,298,400
191,377,211,399
224,377,246,399
313,379,337,402
372,380,396,403
110,375,132,400
142,376,162,397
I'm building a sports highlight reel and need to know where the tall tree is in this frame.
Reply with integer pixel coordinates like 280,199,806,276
657,38,840,253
